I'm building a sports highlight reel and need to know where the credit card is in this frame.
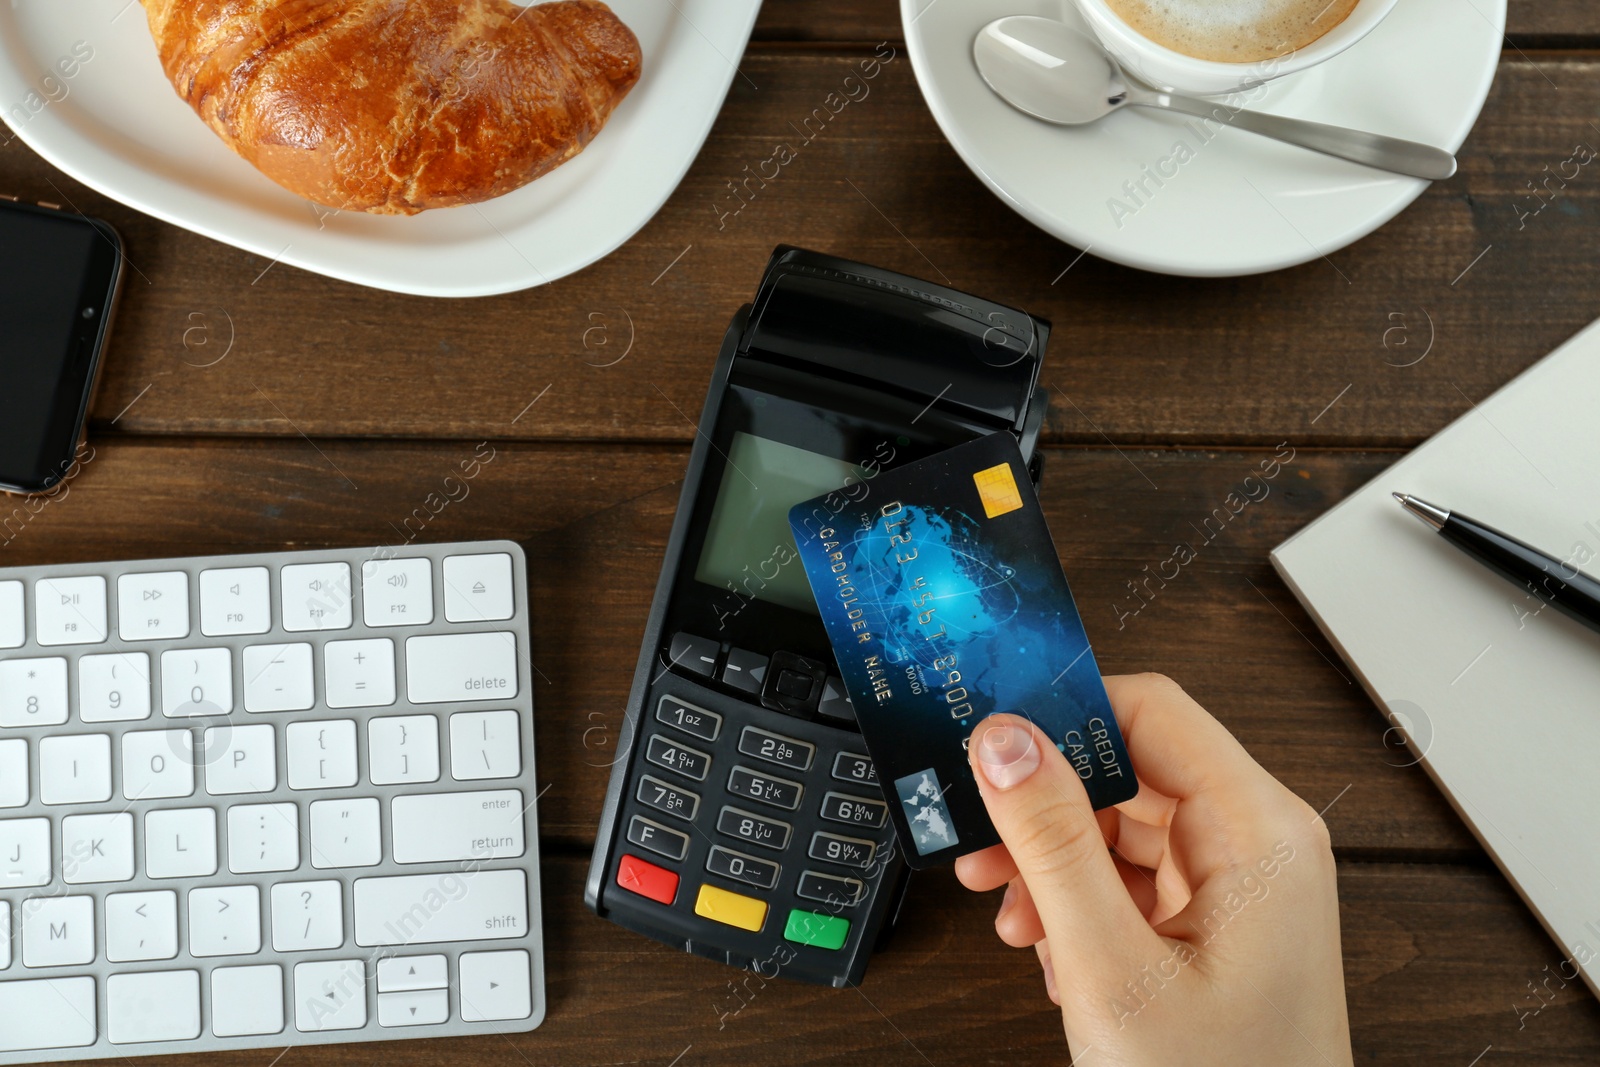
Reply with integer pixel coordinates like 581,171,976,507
787,432,1137,868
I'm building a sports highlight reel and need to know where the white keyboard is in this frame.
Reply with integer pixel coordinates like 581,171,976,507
0,541,544,1061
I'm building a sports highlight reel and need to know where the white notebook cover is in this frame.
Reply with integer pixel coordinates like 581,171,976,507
1272,318,1600,998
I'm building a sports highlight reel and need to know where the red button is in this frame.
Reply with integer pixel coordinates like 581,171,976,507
617,853,679,904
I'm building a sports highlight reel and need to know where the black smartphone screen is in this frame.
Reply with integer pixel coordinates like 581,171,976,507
0,204,122,492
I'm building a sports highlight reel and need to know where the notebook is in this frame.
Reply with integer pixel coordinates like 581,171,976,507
1272,318,1600,998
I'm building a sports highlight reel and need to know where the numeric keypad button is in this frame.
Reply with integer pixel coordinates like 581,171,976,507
820,790,889,829
626,816,689,861
34,575,107,646
200,567,271,636
80,653,152,722
738,726,814,771
715,805,790,850
636,774,699,821
808,831,876,869
280,563,353,632
797,870,867,908
654,697,721,742
644,733,710,781
706,845,780,890
727,765,803,811
832,751,878,785
117,571,190,641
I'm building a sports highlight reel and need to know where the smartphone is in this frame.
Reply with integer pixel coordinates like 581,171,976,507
585,247,1050,987
0,197,124,494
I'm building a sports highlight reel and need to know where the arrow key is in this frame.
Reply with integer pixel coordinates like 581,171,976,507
377,990,448,1027
376,954,448,993
459,949,534,1023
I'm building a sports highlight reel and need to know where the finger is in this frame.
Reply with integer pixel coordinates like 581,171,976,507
1108,809,1169,872
995,877,1046,947
969,714,1165,981
955,844,1018,893
1112,853,1161,921
1035,940,1061,1006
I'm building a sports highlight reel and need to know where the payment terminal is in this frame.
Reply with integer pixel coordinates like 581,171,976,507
585,247,1051,986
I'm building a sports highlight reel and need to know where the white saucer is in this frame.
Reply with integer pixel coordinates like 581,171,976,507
0,0,759,297
901,0,1504,276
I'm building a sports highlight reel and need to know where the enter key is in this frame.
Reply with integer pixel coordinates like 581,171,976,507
391,790,525,864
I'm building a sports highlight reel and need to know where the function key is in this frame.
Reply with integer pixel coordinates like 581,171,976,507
706,845,780,891
720,647,767,696
716,805,790,851
797,870,867,908
667,632,719,677
616,853,678,905
783,909,850,951
443,553,515,623
808,831,876,869
636,774,700,821
199,567,271,636
727,765,803,811
694,883,767,933
627,816,689,862
655,696,721,742
832,751,877,785
35,575,107,646
817,677,856,724
362,559,435,627
820,790,888,829
280,562,353,632
645,734,711,782
0,581,22,648
117,571,191,641
738,726,814,772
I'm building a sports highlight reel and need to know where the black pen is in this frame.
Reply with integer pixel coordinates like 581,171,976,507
1393,493,1600,635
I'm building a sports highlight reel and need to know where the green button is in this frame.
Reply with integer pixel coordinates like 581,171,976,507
783,908,850,951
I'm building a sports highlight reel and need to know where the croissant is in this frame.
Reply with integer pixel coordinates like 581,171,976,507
141,0,642,215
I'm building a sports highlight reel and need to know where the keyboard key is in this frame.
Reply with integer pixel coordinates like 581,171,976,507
616,853,678,905
667,631,718,676
0,580,22,648
0,738,25,806
280,562,353,632
368,715,440,785
61,811,134,883
820,790,889,829
117,571,190,641
377,955,449,992
288,720,359,789
205,723,278,795
694,883,767,932
637,774,699,821
354,869,528,946
0,901,9,967
442,552,514,622
459,949,533,1022
271,880,344,951
228,802,300,874
379,989,449,1026
310,797,382,869
645,733,710,781
35,574,107,645
720,646,766,695
832,751,878,785
727,765,803,810
654,696,721,742
450,709,521,780
797,870,867,908
212,964,285,1037
706,845,780,890
362,558,434,627
200,566,271,636
716,805,790,850
123,729,195,800
0,817,51,886
189,885,261,957
242,643,315,712
626,815,689,861
105,889,180,962
391,789,525,863
293,959,368,1032
738,725,814,771
783,909,850,951
39,733,112,804
817,676,856,723
79,652,152,722
325,638,396,709
161,647,234,717
108,969,202,1043
405,632,517,704
146,808,218,879
808,831,876,869
0,977,97,1051
23,895,95,967
0,656,68,726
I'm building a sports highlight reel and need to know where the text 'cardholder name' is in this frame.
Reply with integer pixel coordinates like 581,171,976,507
788,432,1137,868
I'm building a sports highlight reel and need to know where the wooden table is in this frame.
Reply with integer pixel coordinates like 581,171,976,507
5,1,1600,1062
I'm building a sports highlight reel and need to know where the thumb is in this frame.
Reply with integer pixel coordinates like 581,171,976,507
969,714,1163,983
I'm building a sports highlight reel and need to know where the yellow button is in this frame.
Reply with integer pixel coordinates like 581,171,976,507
694,883,768,932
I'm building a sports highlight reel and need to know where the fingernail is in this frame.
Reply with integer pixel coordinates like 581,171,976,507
997,881,1017,919
1042,956,1058,1003
977,722,1040,790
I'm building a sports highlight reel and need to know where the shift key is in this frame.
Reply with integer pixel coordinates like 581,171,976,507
405,632,519,704
355,869,527,946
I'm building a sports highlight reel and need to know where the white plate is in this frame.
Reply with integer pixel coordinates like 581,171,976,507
0,1,759,297
901,0,1504,276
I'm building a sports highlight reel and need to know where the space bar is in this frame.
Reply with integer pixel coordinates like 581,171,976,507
0,977,98,1052
354,869,528,947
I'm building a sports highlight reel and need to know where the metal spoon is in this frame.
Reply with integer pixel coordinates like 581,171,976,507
973,16,1457,180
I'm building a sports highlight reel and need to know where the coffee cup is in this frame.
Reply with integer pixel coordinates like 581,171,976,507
1067,0,1400,96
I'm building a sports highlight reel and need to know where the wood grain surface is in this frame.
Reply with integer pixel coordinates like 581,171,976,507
2,1,1598,1064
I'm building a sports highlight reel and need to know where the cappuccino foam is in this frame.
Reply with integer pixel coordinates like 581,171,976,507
1102,0,1362,63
